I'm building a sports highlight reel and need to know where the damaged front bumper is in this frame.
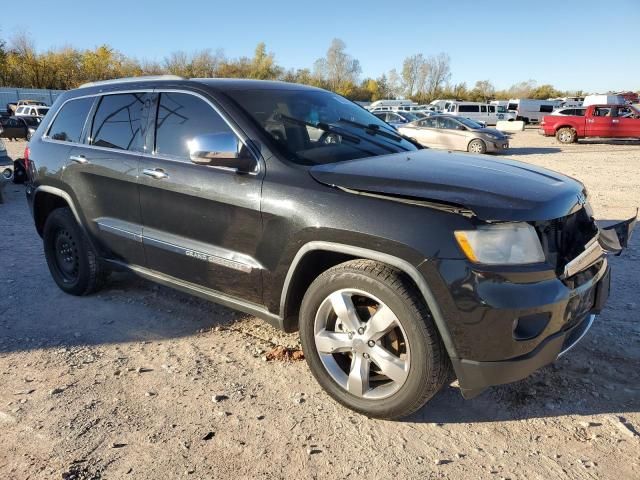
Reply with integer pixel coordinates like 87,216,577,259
451,214,636,399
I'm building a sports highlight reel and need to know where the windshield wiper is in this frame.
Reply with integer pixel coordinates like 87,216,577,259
274,113,361,144
337,118,404,142
275,113,401,154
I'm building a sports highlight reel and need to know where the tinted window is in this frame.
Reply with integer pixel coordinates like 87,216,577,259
508,103,518,111
91,93,146,151
488,105,496,113
458,105,480,113
47,97,94,142
575,109,586,116
437,117,460,129
539,105,554,113
419,118,438,128
480,105,487,112
155,92,233,159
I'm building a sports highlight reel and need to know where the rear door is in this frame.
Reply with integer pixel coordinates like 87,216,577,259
412,117,441,147
585,107,616,137
138,90,264,303
63,92,148,265
436,116,469,151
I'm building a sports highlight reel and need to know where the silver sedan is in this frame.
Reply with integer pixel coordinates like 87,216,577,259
398,115,509,154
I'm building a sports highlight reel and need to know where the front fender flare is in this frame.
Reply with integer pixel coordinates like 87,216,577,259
279,241,459,359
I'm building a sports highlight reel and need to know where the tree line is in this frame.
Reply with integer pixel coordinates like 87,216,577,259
0,33,582,102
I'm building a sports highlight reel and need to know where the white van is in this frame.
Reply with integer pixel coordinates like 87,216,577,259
445,102,516,125
506,99,561,124
429,99,457,112
367,99,416,112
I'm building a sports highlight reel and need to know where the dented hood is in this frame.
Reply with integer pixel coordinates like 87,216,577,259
309,149,586,221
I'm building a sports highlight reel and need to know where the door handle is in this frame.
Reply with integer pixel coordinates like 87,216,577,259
69,155,88,164
612,119,619,123
143,168,169,180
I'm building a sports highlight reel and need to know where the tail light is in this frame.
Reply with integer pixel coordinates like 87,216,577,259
23,145,30,172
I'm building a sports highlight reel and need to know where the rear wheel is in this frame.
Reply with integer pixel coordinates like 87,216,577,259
556,127,577,144
467,138,487,154
43,207,107,295
299,260,450,419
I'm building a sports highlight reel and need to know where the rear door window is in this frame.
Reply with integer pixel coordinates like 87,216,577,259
90,93,146,151
47,97,94,143
154,92,234,160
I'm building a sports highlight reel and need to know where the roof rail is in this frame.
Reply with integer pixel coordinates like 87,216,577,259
78,75,185,89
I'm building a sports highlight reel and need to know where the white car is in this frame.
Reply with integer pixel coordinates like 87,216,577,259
15,105,50,118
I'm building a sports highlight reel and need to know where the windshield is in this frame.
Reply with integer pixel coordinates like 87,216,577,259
225,88,417,165
397,112,419,121
497,106,507,113
22,116,40,127
455,116,484,129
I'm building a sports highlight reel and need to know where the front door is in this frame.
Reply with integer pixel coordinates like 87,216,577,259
138,91,264,304
613,106,640,138
62,92,148,265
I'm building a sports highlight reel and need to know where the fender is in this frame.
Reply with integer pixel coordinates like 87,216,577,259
279,241,459,359
33,185,84,228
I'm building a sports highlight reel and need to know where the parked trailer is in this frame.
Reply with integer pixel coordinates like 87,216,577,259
507,99,562,124
0,88,65,116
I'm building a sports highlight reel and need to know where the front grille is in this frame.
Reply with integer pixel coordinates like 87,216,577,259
534,207,599,279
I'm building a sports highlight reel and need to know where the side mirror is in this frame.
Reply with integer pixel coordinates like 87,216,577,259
188,133,256,173
457,125,466,131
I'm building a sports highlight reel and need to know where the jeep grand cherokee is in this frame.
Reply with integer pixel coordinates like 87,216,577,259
24,76,635,419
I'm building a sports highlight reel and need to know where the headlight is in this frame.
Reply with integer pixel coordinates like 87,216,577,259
484,133,501,140
454,223,545,265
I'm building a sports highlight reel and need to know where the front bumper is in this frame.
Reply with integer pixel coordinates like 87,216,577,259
452,309,600,399
486,139,509,152
438,214,635,398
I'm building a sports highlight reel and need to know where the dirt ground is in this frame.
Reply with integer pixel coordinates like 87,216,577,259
1,130,639,480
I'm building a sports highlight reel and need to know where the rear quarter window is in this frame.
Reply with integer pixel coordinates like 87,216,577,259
458,105,480,113
47,97,94,143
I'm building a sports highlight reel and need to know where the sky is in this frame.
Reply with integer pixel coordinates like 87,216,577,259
2,0,638,92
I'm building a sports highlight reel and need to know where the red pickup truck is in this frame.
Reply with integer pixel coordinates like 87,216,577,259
540,104,640,143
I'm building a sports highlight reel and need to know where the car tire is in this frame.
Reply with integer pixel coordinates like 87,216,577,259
467,139,487,154
299,260,450,419
556,127,577,144
43,207,107,296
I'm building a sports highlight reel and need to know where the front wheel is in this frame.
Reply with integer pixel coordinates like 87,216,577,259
467,138,487,154
299,260,450,419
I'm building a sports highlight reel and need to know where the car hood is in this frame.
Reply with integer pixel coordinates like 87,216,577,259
309,149,586,221
476,127,507,138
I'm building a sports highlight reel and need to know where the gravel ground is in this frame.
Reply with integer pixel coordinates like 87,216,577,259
1,131,639,480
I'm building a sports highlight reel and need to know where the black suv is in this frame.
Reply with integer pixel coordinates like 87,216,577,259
25,77,635,419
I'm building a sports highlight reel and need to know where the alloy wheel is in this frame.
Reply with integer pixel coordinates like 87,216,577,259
313,289,410,399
